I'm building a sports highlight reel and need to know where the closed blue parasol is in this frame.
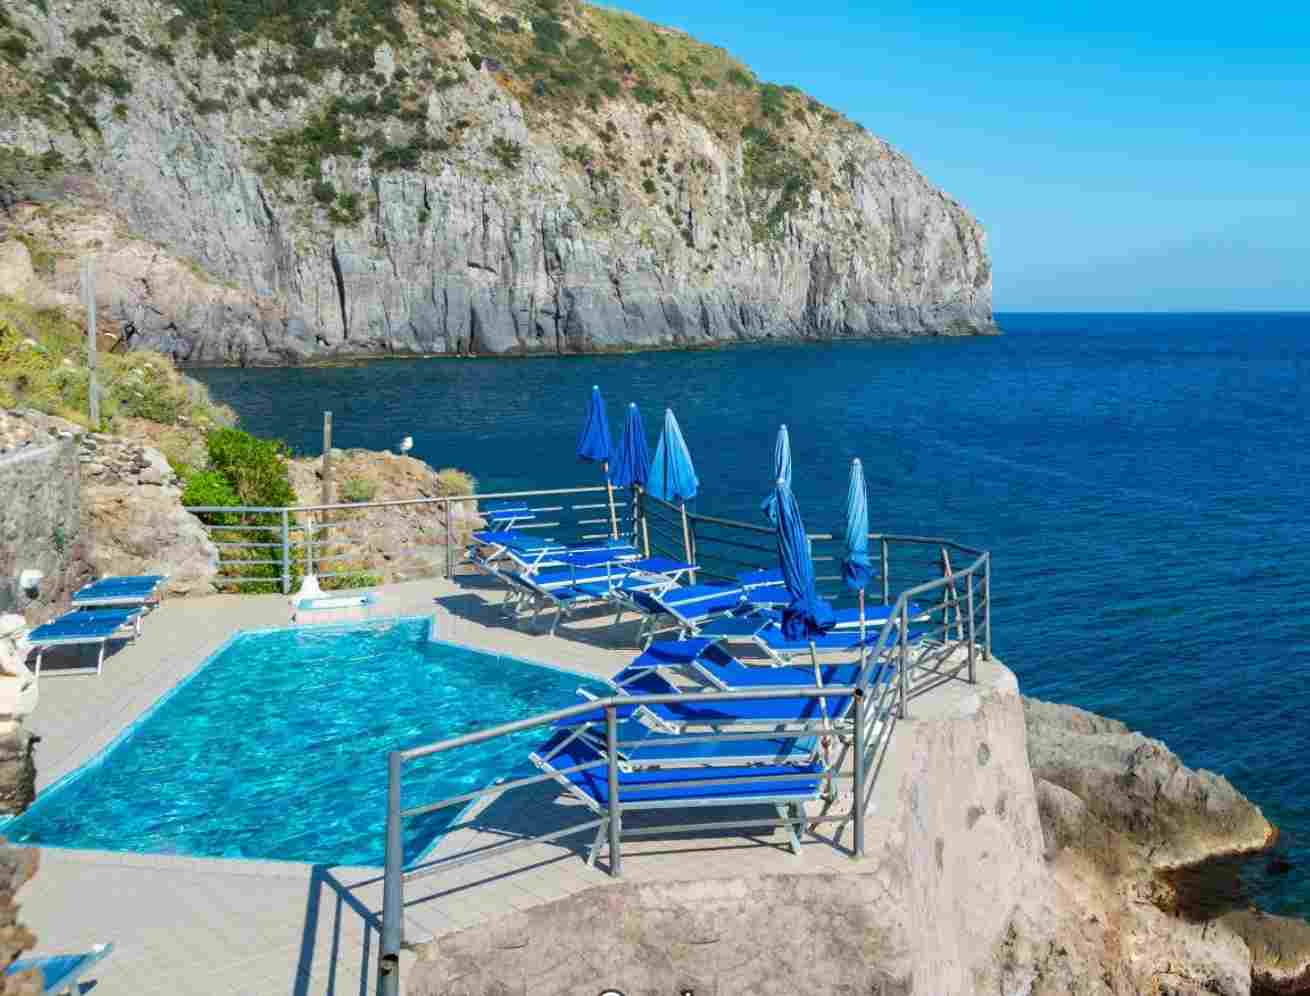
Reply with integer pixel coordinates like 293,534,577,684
842,457,874,646
576,385,618,537
612,403,650,488
647,409,699,504
576,385,612,467
760,424,792,524
842,458,872,592
771,479,835,641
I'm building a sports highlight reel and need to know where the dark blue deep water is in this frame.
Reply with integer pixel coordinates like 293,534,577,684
194,313,1310,914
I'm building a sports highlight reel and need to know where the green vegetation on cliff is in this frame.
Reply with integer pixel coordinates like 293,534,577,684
0,294,231,431
4,0,843,242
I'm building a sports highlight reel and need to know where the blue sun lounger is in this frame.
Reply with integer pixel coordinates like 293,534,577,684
4,942,113,995
502,557,694,631
70,574,165,609
580,663,872,733
27,608,143,676
468,533,639,579
530,729,825,862
623,582,748,645
696,611,928,665
480,500,537,531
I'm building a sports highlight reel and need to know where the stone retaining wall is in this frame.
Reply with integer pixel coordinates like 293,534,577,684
0,414,90,625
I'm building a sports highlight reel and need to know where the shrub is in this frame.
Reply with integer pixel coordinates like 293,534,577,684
339,476,378,503
311,179,336,204
205,427,296,507
489,137,522,170
180,468,239,510
642,177,656,195
433,467,475,496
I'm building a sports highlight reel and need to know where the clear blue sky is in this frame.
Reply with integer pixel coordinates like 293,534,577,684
614,0,1309,312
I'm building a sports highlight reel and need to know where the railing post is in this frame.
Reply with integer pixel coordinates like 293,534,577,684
851,687,866,859
306,512,315,577
444,498,454,580
983,554,992,661
280,509,290,595
378,751,404,996
966,571,976,684
880,538,890,606
605,704,622,877
898,601,909,719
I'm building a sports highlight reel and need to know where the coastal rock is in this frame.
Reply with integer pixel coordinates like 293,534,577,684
82,441,218,597
287,449,480,583
1220,910,1310,994
1024,697,1274,869
0,0,996,366
0,843,39,996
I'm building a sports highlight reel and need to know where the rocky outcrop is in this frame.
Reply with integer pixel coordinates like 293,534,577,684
0,615,36,818
1024,697,1275,871
288,448,480,582
79,434,219,597
1221,911,1310,994
0,844,38,996
409,679,1304,996
0,0,996,366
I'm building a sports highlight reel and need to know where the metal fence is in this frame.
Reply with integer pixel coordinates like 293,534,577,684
376,660,905,996
186,485,636,593
373,513,990,995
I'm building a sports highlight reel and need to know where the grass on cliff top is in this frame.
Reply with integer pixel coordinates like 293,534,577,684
0,294,234,435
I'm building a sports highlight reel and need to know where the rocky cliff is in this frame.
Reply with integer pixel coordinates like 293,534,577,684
0,0,995,365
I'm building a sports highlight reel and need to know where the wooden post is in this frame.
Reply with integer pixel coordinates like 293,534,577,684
81,257,99,428
321,411,334,506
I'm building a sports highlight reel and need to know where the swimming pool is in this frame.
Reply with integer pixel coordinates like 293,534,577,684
4,618,605,866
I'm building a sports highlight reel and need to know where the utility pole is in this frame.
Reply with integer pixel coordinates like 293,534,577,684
81,256,99,428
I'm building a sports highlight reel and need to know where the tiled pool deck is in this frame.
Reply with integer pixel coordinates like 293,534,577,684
13,576,1001,995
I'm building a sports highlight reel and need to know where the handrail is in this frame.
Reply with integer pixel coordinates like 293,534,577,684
400,682,863,761
367,489,989,995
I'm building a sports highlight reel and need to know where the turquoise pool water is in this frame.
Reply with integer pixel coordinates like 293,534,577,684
4,618,604,866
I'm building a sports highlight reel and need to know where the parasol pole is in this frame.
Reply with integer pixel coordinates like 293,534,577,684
858,587,867,670
635,484,651,556
602,459,618,539
680,501,695,579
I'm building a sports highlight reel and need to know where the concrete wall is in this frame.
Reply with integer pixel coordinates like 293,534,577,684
0,438,90,625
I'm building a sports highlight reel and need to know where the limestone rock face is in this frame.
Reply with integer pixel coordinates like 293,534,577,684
0,1,996,366
1024,697,1274,869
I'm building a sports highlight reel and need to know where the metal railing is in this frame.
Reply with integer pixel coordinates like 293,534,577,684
187,485,636,593
374,545,989,994
375,642,909,996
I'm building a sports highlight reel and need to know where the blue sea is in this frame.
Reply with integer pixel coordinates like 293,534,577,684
194,313,1310,914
